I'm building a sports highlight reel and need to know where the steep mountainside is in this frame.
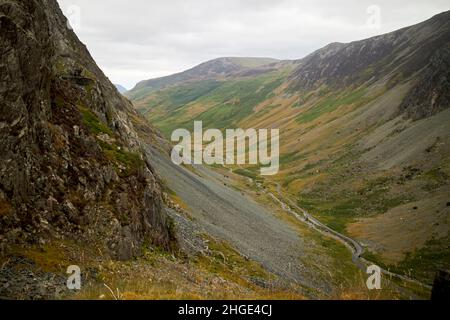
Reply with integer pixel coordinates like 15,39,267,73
289,11,450,119
126,57,280,101
0,0,173,260
131,11,450,284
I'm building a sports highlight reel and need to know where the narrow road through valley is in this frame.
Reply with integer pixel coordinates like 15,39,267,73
256,179,432,291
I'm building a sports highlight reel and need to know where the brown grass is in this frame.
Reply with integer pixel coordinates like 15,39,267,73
0,199,12,217
7,237,305,300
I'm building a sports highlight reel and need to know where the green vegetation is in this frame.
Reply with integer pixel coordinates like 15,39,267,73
282,175,298,188
279,152,306,166
99,141,144,177
195,235,271,283
361,250,432,298
142,71,287,137
76,105,145,177
18,243,73,273
233,168,265,183
233,168,258,180
318,237,363,285
396,234,450,284
362,233,450,286
191,73,284,129
423,167,449,191
296,88,369,124
79,106,113,136
298,175,412,235
148,80,223,113
298,198,357,234
299,195,409,235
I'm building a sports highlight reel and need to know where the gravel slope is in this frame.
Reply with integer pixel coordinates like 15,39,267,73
145,146,316,289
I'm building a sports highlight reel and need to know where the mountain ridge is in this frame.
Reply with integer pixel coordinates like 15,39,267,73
126,57,281,100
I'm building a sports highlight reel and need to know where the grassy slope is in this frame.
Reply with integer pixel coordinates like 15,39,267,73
135,69,289,137
127,57,280,102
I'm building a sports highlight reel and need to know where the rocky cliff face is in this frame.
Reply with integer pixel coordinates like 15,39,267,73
0,0,173,259
399,43,450,119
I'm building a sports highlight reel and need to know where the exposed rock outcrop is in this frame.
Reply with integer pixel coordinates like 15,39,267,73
0,0,174,259
399,44,450,120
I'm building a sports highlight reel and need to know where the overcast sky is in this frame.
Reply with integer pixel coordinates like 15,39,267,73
56,0,449,89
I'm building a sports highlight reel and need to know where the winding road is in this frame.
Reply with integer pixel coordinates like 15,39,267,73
255,179,432,291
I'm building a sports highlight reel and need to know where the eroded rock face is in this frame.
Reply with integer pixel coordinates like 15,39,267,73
0,0,174,259
399,45,450,120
